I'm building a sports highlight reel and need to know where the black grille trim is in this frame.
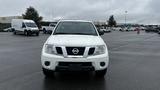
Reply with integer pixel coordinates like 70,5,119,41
88,47,95,55
56,47,63,54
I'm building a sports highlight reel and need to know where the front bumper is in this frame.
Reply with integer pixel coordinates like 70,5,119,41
41,53,109,71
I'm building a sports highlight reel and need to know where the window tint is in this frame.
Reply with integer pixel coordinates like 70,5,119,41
22,23,26,28
54,22,97,36
25,23,37,27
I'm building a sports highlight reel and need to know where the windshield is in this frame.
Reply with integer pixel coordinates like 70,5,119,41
53,22,98,36
25,23,37,27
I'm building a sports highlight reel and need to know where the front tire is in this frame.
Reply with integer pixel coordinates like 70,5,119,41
42,68,54,77
13,30,16,35
24,30,29,36
43,29,47,34
95,68,107,78
36,32,39,36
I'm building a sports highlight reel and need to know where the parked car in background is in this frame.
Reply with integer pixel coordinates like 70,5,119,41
120,27,136,32
42,23,56,34
119,27,124,31
3,27,12,32
100,29,106,32
41,20,109,77
129,27,136,31
154,27,160,34
124,27,135,31
105,28,111,33
121,27,128,31
145,26,158,33
12,19,39,36
113,27,122,31
105,29,111,33
145,27,152,32
155,27,160,32
100,28,111,33
139,26,146,30
158,30,160,34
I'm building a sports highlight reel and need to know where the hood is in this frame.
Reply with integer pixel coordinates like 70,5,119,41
46,35,105,46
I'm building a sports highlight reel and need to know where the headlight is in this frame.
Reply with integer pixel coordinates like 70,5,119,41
94,45,106,55
45,44,56,54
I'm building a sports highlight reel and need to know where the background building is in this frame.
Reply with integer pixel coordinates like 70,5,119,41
0,16,23,31
0,16,23,24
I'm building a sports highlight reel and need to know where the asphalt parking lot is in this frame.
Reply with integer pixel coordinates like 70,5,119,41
0,31,160,90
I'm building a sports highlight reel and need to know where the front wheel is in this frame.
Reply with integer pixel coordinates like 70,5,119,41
95,68,107,78
13,30,16,35
42,68,54,77
24,31,29,36
43,29,47,34
36,32,39,36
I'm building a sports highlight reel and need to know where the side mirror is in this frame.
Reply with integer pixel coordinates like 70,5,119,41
98,31,104,36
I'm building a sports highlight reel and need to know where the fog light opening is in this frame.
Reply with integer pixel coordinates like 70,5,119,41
100,62,105,67
44,61,50,66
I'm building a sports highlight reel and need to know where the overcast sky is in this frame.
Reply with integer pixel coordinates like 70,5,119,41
0,0,159,24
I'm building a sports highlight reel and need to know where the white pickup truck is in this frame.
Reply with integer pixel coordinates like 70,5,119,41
41,20,109,78
42,23,56,34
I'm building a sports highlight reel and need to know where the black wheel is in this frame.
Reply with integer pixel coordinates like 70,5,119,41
95,68,107,77
12,28,15,32
42,68,54,77
49,31,52,34
43,29,47,34
36,32,39,36
24,30,28,36
13,30,16,35
28,31,32,36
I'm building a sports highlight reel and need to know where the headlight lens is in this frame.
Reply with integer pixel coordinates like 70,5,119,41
45,44,56,54
94,45,106,55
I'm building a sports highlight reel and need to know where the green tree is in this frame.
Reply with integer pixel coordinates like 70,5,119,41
22,6,43,28
108,15,117,27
